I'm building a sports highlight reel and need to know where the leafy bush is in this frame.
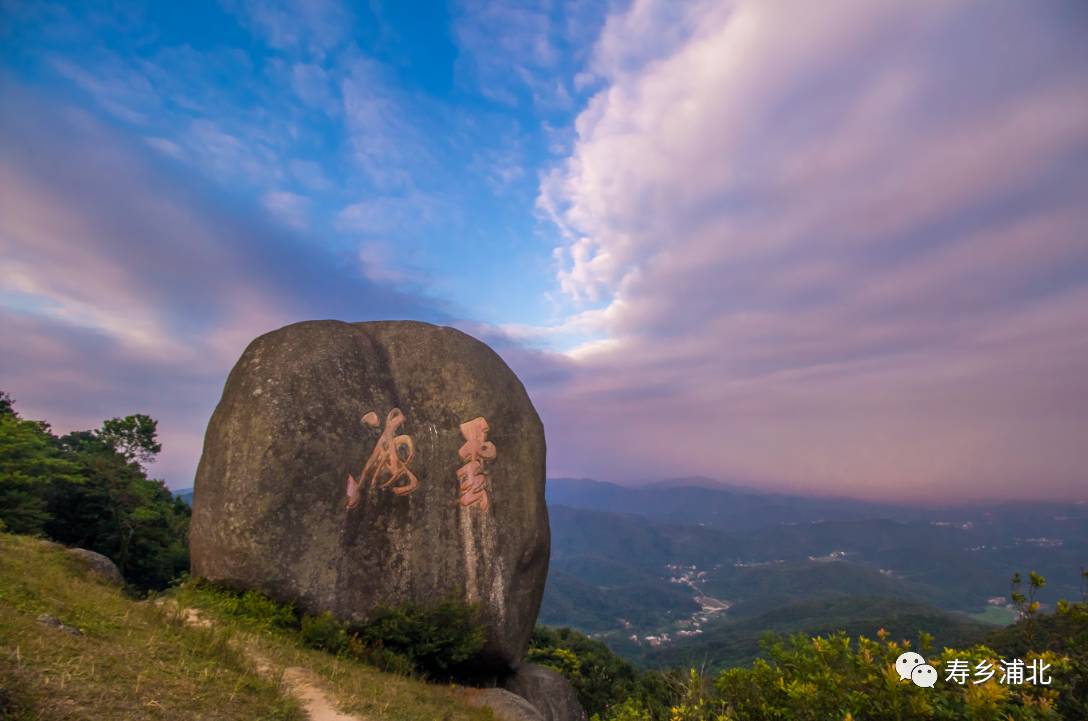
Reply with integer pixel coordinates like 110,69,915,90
192,583,299,631
354,599,486,678
300,612,349,653
704,631,1068,721
987,589,1088,721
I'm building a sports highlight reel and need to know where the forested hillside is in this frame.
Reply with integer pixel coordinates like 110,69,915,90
541,490,1087,668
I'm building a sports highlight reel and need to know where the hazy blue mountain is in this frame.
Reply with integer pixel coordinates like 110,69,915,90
546,477,910,530
545,477,1088,536
174,487,194,505
540,481,1088,666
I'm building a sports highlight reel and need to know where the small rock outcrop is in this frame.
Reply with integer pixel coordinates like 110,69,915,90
190,320,549,670
503,663,588,721
466,688,544,721
65,548,124,587
37,613,81,636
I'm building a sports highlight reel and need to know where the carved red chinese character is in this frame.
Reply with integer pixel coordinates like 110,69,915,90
346,407,418,508
457,416,496,510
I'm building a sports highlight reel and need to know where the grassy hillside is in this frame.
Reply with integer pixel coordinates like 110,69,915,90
0,534,494,721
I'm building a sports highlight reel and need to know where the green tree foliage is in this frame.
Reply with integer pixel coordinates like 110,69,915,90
0,396,81,534
0,391,189,590
0,390,14,416
1010,571,1047,650
705,632,1065,721
97,413,162,466
987,575,1088,720
353,599,487,678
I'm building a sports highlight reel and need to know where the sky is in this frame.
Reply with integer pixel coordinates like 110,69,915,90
2,0,1087,504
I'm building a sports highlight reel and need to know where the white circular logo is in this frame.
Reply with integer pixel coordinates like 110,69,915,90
911,663,938,688
895,651,926,681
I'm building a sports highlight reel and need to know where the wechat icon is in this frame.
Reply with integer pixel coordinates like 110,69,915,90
896,651,937,688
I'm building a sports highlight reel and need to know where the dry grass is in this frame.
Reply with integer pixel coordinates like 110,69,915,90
0,533,302,721
0,534,497,721
172,584,498,721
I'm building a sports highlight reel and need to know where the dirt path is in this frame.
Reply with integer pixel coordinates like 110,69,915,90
164,602,367,721
279,665,361,721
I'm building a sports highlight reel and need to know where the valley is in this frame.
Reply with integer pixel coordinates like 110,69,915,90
540,479,1088,669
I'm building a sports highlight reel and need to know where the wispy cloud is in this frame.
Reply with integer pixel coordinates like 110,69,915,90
451,0,607,109
0,84,448,485
223,0,353,57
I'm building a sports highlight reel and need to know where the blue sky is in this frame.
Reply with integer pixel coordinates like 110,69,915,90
3,0,616,339
2,0,1087,502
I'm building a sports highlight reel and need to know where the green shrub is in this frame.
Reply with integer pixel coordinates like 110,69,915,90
343,635,416,676
528,626,677,720
592,697,654,721
354,599,486,678
300,612,348,654
186,582,299,631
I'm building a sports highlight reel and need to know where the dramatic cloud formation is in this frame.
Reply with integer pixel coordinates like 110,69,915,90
535,0,1088,501
2,0,1086,503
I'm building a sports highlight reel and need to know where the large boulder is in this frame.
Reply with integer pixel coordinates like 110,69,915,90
502,663,587,721
189,320,549,670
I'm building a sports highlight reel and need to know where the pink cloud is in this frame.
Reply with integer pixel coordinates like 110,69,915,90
531,0,1088,502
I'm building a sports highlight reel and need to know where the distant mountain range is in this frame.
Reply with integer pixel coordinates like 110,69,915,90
546,477,1086,531
174,477,1087,668
541,477,1088,667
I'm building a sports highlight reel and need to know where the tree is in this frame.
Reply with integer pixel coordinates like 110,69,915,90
1,394,189,590
0,405,81,535
96,414,162,467
1010,571,1047,649
0,390,14,416
50,426,188,590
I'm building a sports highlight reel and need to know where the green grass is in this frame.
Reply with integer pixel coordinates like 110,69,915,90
0,534,497,721
967,605,1018,626
0,533,302,720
